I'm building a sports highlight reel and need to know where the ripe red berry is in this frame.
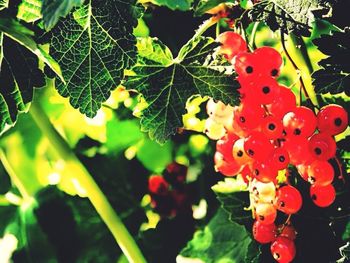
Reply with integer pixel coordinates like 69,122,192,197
164,162,188,185
244,131,274,162
276,185,302,214
310,184,336,207
270,237,296,263
216,132,239,160
270,147,290,170
308,133,336,161
254,46,283,77
253,220,277,244
148,175,169,195
308,160,334,186
233,52,258,77
317,104,348,135
255,203,277,225
284,136,314,165
261,115,284,140
217,31,247,61
283,106,317,138
251,76,280,104
214,151,242,176
267,86,296,118
234,101,265,130
252,161,278,183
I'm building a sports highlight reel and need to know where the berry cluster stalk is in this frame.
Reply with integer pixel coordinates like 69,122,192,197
29,101,147,263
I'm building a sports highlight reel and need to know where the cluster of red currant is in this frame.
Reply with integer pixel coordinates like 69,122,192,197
148,162,192,217
206,31,349,263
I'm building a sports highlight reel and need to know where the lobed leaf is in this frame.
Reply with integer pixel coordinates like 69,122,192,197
312,30,350,96
49,0,141,118
180,209,259,263
248,0,332,36
125,37,240,143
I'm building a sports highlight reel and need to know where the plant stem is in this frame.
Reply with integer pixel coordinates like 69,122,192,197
249,22,259,50
0,149,30,200
280,31,316,110
29,101,147,263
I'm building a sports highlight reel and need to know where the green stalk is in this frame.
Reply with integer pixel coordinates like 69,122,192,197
29,101,147,263
0,149,30,200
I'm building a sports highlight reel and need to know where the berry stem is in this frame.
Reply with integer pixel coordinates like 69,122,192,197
280,31,316,111
249,22,259,50
0,149,31,200
334,156,345,183
29,101,147,263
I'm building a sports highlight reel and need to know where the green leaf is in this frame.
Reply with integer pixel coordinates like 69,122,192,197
248,0,332,37
42,0,84,30
17,0,42,23
0,0,8,10
49,0,141,118
312,30,350,96
0,17,64,81
193,0,235,16
125,37,240,143
212,177,252,226
148,0,193,11
0,34,44,132
180,209,259,263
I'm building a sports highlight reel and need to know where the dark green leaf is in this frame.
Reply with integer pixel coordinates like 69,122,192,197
42,0,84,30
312,30,350,96
180,209,258,263
49,0,141,118
248,0,332,37
212,177,252,226
0,33,45,133
125,37,240,143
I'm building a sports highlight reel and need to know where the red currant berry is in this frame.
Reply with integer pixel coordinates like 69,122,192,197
214,151,242,176
233,52,258,76
284,136,314,165
276,185,302,214
234,101,265,130
270,237,296,263
217,31,247,61
253,220,277,244
148,175,169,195
216,132,239,160
270,147,290,170
244,131,274,162
310,184,336,207
252,161,278,183
261,115,284,140
283,106,317,138
254,46,283,77
308,160,334,186
267,86,296,118
251,76,280,104
232,138,253,165
164,162,188,185
296,164,309,181
255,203,277,225
308,133,336,161
317,104,348,135
251,180,276,203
